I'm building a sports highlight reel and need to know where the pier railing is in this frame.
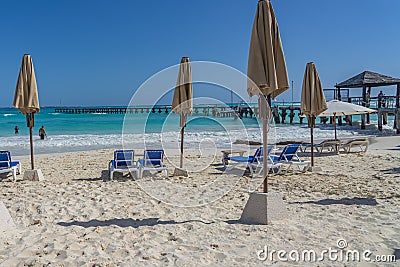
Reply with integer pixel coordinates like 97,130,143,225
343,96,397,109
54,103,309,125
54,104,260,119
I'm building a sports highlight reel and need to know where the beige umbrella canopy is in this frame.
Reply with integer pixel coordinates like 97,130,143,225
301,62,327,168
319,100,376,140
247,0,289,193
13,55,40,115
301,62,327,118
172,57,193,170
319,100,376,117
247,0,289,99
13,54,40,170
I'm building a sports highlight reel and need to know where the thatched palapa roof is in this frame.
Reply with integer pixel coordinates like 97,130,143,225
336,71,400,88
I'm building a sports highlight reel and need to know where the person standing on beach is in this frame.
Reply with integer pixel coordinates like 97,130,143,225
14,126,19,134
39,126,47,140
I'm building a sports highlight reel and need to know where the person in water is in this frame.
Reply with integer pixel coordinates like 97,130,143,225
14,126,19,134
39,126,47,140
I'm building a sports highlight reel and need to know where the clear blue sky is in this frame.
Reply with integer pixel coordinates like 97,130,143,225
1,0,399,107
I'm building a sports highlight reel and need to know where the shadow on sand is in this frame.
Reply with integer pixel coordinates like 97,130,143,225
58,217,213,228
72,170,135,182
388,145,400,151
290,197,378,206
297,151,338,158
224,219,253,225
394,248,400,260
381,167,400,174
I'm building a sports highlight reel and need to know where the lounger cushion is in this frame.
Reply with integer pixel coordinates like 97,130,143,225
226,156,255,163
138,159,164,167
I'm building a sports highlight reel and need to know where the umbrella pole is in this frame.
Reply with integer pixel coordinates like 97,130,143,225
310,116,314,167
260,95,268,193
28,114,35,170
263,116,268,193
29,126,34,169
180,125,184,169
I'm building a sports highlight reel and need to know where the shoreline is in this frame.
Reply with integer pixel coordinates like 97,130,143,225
9,134,400,159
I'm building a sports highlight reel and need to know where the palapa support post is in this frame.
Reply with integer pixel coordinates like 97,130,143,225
333,114,339,152
337,86,341,101
361,86,367,129
396,83,400,134
337,86,343,126
396,110,400,134
333,114,337,140
366,87,371,124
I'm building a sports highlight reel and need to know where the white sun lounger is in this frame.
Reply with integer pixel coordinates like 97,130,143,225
340,139,369,153
108,150,138,180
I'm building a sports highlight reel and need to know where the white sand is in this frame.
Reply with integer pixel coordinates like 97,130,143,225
0,136,399,266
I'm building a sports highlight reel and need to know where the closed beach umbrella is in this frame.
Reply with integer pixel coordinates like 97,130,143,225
172,57,193,170
247,0,289,192
13,54,40,170
301,62,327,168
319,100,376,139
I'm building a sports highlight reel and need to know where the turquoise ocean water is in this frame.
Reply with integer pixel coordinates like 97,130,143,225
0,107,395,156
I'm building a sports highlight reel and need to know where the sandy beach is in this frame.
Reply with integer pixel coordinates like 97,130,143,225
0,136,399,266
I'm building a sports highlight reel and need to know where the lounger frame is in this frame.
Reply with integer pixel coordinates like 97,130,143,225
108,150,138,180
270,144,310,174
340,139,369,153
225,147,282,177
0,151,21,182
138,150,168,178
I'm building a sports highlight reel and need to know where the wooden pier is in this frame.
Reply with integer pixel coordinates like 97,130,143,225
53,96,399,132
54,105,308,124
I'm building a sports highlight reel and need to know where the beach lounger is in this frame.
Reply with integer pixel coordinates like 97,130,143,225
270,144,310,174
0,151,21,182
108,150,138,180
301,139,341,153
138,150,168,178
340,138,369,153
221,150,246,165
225,146,282,177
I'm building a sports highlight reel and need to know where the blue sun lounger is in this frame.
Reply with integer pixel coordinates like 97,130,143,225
108,150,138,180
138,150,168,178
0,151,22,182
269,144,310,174
225,146,282,176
